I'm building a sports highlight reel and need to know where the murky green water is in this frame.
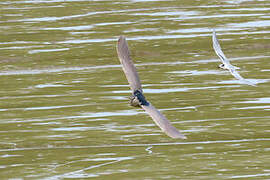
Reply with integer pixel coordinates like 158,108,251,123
1,0,270,179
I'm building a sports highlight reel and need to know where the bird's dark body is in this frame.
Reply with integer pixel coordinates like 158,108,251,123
129,90,149,107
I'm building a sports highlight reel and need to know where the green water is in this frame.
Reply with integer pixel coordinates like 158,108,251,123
0,0,270,179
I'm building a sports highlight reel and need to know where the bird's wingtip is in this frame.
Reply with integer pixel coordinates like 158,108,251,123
182,135,187,139
117,36,128,49
165,127,187,139
172,133,187,139
118,35,126,42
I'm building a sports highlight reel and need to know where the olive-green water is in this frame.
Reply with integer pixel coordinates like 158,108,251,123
0,0,270,179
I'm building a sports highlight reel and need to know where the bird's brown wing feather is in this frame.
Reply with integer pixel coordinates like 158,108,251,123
117,36,142,92
142,103,187,139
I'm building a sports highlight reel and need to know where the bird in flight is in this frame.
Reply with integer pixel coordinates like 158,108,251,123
212,30,255,86
116,36,186,139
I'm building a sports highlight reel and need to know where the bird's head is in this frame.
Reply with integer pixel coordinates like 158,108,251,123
218,63,227,70
129,95,141,107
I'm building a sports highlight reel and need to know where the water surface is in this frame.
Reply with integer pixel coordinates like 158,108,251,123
0,0,270,179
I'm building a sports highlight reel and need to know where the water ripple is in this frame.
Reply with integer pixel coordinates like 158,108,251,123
1,55,268,76
1,138,269,152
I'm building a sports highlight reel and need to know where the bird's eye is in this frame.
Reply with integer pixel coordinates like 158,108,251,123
219,64,225,68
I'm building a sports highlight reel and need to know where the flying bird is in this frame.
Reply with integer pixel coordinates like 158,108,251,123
116,36,186,139
212,30,255,86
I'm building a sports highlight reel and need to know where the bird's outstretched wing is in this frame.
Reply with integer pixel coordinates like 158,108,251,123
142,103,187,139
212,30,233,68
229,67,244,81
117,36,142,92
230,68,256,86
